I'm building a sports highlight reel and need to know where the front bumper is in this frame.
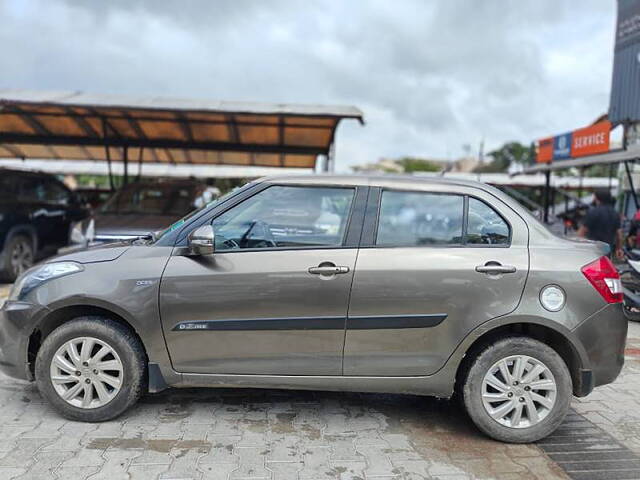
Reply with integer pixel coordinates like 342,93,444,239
0,301,47,381
573,302,628,393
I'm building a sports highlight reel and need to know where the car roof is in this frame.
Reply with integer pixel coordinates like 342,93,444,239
258,174,497,191
0,167,56,178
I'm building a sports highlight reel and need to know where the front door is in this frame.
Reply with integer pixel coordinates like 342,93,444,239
344,187,529,376
160,184,361,376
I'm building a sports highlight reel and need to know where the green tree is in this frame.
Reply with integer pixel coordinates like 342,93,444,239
395,157,442,173
474,142,534,173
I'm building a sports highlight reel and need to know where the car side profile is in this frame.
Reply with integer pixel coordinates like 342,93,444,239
0,175,627,443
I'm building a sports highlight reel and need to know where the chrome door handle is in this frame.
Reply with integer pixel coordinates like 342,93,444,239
308,265,350,275
475,264,516,274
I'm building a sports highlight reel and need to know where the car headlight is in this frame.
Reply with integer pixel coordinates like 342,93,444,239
9,262,84,301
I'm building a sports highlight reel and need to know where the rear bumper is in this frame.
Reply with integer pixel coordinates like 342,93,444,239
572,302,627,395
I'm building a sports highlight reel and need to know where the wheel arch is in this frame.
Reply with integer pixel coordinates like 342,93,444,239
454,320,588,397
27,303,148,380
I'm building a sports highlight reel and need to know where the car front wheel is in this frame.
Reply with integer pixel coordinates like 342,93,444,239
35,317,146,422
462,336,572,443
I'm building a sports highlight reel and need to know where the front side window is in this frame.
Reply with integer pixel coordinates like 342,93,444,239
212,186,354,250
376,191,464,246
466,197,510,245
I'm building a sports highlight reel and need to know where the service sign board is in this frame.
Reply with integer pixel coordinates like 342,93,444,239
571,121,611,157
553,132,572,160
536,121,611,163
537,137,553,163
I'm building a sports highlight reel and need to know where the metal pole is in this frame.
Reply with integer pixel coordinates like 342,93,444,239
123,145,129,187
105,145,114,191
624,160,639,211
564,195,569,235
609,163,614,190
543,170,551,224
137,147,144,181
102,117,115,192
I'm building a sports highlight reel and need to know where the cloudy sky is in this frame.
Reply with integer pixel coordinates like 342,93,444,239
0,0,617,171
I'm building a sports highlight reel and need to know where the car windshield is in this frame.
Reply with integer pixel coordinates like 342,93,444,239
100,184,196,216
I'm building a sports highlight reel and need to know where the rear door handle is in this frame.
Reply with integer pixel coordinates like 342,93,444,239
308,264,350,275
475,263,516,274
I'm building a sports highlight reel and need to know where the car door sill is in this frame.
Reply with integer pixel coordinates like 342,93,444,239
175,372,452,397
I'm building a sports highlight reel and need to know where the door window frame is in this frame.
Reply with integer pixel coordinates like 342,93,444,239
361,187,512,249
172,183,368,253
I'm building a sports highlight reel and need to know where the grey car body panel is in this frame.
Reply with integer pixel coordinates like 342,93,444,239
0,174,625,401
159,249,358,375
345,184,530,376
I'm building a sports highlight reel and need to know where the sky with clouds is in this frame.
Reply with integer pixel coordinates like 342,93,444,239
0,0,618,171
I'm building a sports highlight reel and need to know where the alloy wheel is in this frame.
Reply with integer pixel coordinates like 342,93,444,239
481,354,557,429
10,239,33,276
49,337,124,409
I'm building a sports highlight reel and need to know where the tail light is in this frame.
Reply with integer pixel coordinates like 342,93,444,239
581,256,623,304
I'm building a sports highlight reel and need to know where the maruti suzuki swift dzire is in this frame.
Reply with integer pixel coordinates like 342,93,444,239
0,175,627,443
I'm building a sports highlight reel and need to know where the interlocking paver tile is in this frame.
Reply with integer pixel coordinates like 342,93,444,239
87,449,141,480
0,322,635,480
230,446,270,479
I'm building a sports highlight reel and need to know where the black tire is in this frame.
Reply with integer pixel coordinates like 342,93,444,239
462,336,572,443
35,317,146,422
0,234,34,282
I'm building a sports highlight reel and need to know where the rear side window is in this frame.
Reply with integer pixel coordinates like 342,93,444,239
466,197,510,245
376,191,464,246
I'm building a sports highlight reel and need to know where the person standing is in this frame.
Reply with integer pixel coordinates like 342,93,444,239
577,189,623,259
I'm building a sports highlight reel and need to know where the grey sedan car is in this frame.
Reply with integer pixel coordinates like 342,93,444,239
0,175,627,443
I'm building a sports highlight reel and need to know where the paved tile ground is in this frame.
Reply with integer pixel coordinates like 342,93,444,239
0,282,639,479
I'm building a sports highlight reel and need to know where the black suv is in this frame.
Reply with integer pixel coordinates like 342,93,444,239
0,168,89,281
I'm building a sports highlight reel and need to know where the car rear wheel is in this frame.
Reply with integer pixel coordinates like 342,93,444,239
1,234,34,282
35,317,146,422
462,336,572,443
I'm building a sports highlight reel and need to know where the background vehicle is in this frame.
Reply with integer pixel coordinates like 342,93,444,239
71,179,219,245
619,246,640,321
0,176,627,443
0,168,89,281
74,187,112,210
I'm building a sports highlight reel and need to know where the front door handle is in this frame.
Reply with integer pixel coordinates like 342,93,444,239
308,263,350,275
475,263,516,274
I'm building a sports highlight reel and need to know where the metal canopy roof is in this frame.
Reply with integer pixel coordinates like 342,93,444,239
0,90,364,169
519,145,640,174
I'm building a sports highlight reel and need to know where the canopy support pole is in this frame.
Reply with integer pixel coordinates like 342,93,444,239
123,145,129,187
105,144,114,191
136,147,144,181
624,160,639,211
543,170,551,224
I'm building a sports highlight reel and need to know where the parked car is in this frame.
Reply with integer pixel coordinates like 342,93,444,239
0,175,627,443
70,179,219,245
0,168,90,281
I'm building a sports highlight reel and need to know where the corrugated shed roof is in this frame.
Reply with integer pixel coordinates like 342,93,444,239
0,90,364,169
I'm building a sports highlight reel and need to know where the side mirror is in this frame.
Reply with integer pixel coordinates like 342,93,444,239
187,225,215,256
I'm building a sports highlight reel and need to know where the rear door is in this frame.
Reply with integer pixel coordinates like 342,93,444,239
344,185,529,376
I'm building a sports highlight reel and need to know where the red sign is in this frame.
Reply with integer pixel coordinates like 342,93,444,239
571,121,611,158
537,137,553,163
